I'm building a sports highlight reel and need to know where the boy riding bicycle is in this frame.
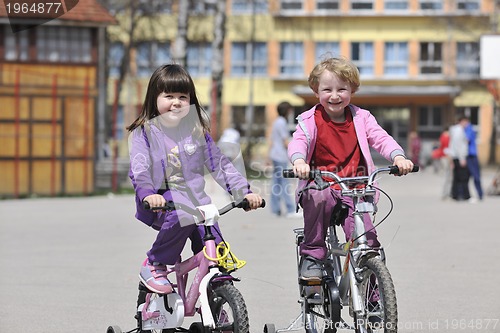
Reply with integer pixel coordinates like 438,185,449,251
288,57,414,280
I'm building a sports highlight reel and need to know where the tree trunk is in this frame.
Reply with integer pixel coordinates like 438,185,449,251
172,0,189,66
210,0,226,139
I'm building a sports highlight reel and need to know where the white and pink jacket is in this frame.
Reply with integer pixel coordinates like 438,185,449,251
288,104,406,199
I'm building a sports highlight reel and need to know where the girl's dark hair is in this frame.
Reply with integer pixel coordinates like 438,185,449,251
127,64,209,132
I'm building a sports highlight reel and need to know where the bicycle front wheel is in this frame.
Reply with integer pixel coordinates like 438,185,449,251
208,281,250,333
354,256,397,333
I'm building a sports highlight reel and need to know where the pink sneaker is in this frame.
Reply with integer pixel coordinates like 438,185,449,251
139,259,173,294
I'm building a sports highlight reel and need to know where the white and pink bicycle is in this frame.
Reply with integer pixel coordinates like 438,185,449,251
107,198,265,333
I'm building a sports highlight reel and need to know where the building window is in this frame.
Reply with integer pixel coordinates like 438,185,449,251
315,42,340,60
37,26,92,63
3,26,29,61
351,42,374,76
136,42,170,77
384,0,408,10
187,43,212,77
231,42,268,76
419,0,443,10
232,105,267,139
316,0,339,11
456,42,479,76
419,42,442,74
351,0,374,10
418,105,442,139
190,1,217,14
457,0,480,10
279,42,304,76
109,42,124,77
384,42,408,76
232,0,268,13
280,0,303,11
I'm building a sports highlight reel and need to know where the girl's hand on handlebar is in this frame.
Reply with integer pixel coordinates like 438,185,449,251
243,193,263,211
143,194,166,211
293,159,311,180
393,156,414,176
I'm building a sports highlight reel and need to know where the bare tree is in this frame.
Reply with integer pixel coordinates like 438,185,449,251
210,0,226,139
171,0,190,66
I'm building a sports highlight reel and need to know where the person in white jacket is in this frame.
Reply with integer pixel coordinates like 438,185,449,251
448,116,471,201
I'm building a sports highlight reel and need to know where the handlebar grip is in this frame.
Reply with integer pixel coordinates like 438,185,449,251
236,198,266,210
282,169,316,179
389,165,420,175
142,201,176,211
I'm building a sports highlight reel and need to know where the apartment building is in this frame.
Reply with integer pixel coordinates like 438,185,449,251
108,0,498,165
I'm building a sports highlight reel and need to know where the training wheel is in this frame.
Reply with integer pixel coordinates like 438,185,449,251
264,323,276,333
106,325,123,333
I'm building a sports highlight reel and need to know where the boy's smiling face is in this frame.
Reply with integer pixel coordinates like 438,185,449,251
315,70,353,122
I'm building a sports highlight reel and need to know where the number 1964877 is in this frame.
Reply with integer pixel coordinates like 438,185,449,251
5,2,63,15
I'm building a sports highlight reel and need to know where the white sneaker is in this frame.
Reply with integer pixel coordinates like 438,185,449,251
286,212,302,219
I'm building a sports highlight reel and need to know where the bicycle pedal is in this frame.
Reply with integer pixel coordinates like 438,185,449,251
298,278,322,286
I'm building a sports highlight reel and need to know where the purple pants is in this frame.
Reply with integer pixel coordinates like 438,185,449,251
147,191,223,265
299,187,380,260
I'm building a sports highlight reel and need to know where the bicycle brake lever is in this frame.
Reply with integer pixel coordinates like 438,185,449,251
314,172,330,190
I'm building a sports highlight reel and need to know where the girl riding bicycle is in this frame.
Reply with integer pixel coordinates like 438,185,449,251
288,57,414,280
127,64,262,294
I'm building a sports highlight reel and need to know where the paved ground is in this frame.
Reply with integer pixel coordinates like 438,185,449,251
1,166,500,333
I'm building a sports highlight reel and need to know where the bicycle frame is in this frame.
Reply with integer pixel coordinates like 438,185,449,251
165,229,220,325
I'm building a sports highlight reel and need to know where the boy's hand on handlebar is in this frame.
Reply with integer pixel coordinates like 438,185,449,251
293,159,311,180
143,194,166,211
244,193,263,211
392,156,414,176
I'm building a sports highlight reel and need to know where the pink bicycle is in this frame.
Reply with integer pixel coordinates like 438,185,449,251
107,198,265,333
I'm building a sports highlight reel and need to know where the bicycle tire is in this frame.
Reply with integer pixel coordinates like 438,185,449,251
304,302,337,333
208,281,250,333
354,256,397,333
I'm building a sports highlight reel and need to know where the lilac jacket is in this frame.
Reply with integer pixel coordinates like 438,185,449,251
288,104,406,200
129,120,250,228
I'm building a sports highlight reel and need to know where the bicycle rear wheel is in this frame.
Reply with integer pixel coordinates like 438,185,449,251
208,281,249,333
354,256,397,333
302,282,338,333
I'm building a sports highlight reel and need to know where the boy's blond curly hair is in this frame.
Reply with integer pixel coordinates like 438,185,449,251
308,57,360,94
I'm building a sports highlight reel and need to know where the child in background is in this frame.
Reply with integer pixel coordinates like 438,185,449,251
288,57,414,280
128,64,262,294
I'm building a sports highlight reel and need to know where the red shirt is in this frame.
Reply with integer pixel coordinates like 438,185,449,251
311,106,366,183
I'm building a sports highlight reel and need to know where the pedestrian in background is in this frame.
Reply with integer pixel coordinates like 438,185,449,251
269,101,301,218
408,131,422,167
431,127,452,200
218,124,246,176
448,115,471,202
464,118,483,201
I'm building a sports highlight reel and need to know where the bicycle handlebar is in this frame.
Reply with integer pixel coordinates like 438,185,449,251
283,165,419,192
143,198,266,217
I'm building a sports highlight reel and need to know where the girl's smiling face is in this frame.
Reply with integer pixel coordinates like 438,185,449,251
156,91,190,127
315,70,353,122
